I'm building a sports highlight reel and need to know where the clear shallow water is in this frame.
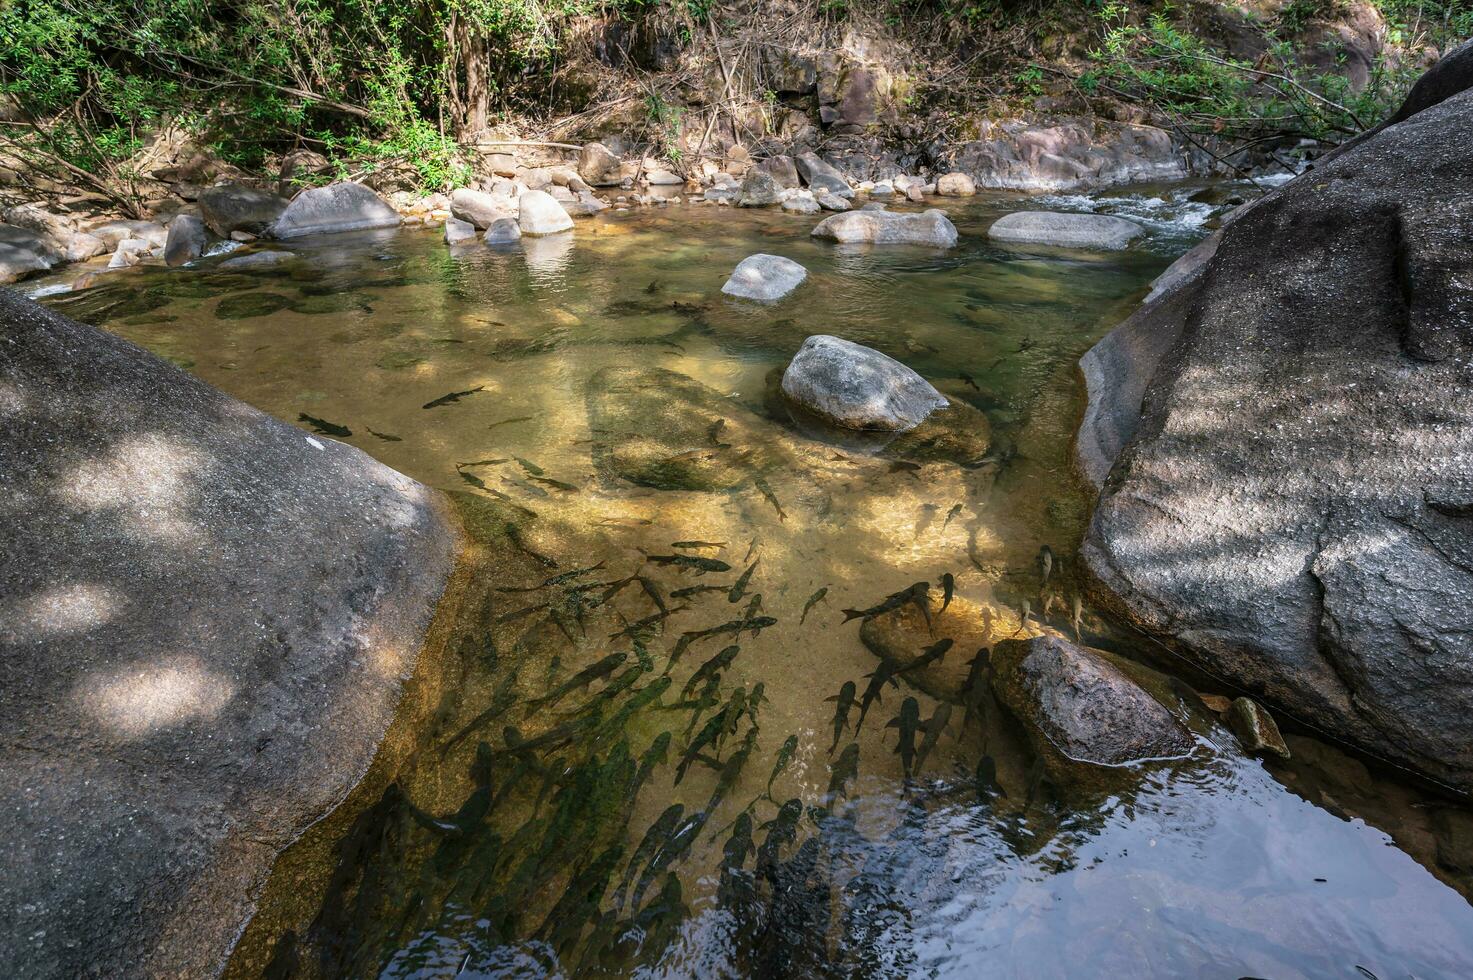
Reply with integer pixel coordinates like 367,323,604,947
37,189,1473,978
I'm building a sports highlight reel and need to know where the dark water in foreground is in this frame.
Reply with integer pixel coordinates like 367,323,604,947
36,187,1473,978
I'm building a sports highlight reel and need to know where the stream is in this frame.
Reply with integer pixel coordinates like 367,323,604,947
35,186,1473,979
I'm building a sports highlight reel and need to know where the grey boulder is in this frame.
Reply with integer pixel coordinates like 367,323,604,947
988,211,1144,250
811,208,958,248
758,154,801,188
271,181,400,239
0,290,455,979
0,225,55,283
721,253,807,302
795,151,854,198
450,187,514,229
516,189,574,236
738,170,784,208
217,249,294,271
1079,56,1473,793
443,216,478,244
484,217,522,244
781,334,946,431
164,214,208,267
198,183,289,238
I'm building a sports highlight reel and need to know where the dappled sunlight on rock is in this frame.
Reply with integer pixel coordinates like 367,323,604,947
59,432,209,547
1,582,127,641
81,654,236,737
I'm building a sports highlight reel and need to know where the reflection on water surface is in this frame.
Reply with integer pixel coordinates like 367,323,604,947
39,190,1473,979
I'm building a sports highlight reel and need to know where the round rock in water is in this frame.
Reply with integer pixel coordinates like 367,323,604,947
781,334,947,431
517,189,574,236
988,211,1144,250
811,208,958,248
443,216,477,245
164,214,207,267
270,181,400,239
721,254,808,302
450,187,515,229
484,217,522,244
936,172,977,196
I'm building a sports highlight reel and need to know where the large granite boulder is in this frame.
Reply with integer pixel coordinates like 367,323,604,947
450,187,515,229
737,170,784,208
270,181,400,239
198,182,289,238
0,289,456,977
0,225,55,283
721,253,807,301
163,213,207,267
795,151,854,198
516,189,574,236
781,334,946,432
811,208,957,248
947,118,1187,192
578,142,623,186
1079,53,1473,792
988,211,1144,250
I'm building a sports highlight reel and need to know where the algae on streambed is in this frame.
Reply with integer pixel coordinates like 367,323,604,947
40,194,1473,977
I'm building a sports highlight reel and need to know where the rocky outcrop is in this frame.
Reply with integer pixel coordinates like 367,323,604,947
1079,53,1473,793
758,154,801,188
270,181,400,239
988,211,1144,250
738,170,784,207
198,183,289,238
163,214,207,267
948,118,1187,192
0,224,56,282
795,151,854,198
516,189,574,235
811,208,957,247
781,334,946,432
578,142,623,186
721,253,807,301
0,290,455,978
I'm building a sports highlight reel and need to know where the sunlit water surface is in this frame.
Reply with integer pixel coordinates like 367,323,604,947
37,187,1473,979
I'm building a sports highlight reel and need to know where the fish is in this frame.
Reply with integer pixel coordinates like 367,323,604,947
680,671,725,736
633,731,673,794
940,572,956,613
914,702,952,774
530,476,577,492
671,540,726,551
706,418,731,448
501,475,549,498
727,560,759,603
681,645,740,698
630,811,706,910
607,606,684,641
298,413,351,437
767,734,799,797
637,575,669,615
744,537,759,563
495,561,606,593
671,617,776,667
942,503,964,530
533,651,628,708
538,843,625,954
615,803,684,910
959,372,981,391
440,672,520,754
487,415,533,430
1071,593,1084,639
515,456,545,476
800,587,829,625
1038,545,1055,586
840,581,930,624
827,743,860,801
504,522,558,568
593,676,672,743
756,798,803,875
962,648,992,728
856,660,901,731
642,552,733,574
676,711,730,784
704,725,760,815
752,475,786,521
598,516,654,527
886,697,922,779
645,279,662,294
913,503,939,540
669,583,728,599
826,680,856,754
496,601,548,624
889,460,921,477
367,427,402,441
898,637,953,675
576,664,643,711
459,457,510,468
459,469,491,491
977,754,1006,798
1016,599,1032,634
422,385,485,409
502,715,597,754
740,593,762,623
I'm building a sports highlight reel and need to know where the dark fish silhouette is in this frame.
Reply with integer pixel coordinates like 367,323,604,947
898,637,953,675
1038,544,1055,586
826,680,856,754
643,552,732,574
766,734,799,797
515,456,545,476
913,503,939,540
681,644,739,697
856,659,901,731
962,648,992,728
886,697,922,779
671,540,726,550
422,385,484,408
940,572,956,613
960,372,981,391
827,743,860,801
298,413,351,437
533,651,627,708
367,427,402,441
728,560,759,603
914,702,952,774
487,415,532,430
841,581,930,624
801,587,829,625
942,503,963,530
670,584,727,599
531,476,577,492
752,475,786,521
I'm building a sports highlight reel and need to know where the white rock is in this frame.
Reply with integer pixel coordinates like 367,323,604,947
721,253,808,302
987,211,1144,250
517,190,574,236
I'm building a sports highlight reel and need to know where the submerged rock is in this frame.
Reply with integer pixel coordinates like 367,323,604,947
587,366,788,491
861,594,1037,703
217,250,294,272
1227,697,1291,759
991,635,1194,771
721,253,807,301
164,213,207,267
811,208,958,248
271,181,400,239
1080,48,1473,793
0,290,455,979
781,335,947,432
517,189,574,236
198,182,289,238
988,211,1144,250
